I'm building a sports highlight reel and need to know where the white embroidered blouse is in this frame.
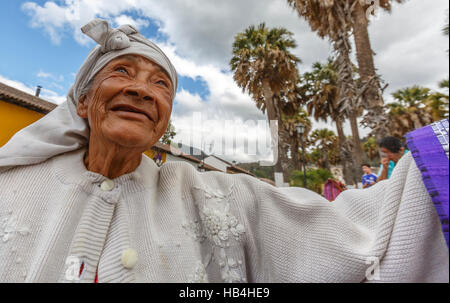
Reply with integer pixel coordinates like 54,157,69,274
0,148,448,282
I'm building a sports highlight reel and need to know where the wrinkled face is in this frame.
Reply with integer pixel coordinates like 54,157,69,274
77,55,173,150
380,147,404,163
362,165,371,174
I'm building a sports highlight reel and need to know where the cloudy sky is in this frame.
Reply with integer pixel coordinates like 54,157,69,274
0,0,448,163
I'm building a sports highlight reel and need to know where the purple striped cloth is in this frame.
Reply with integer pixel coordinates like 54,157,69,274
405,119,449,248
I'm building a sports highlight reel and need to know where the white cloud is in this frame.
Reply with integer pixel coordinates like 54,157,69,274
174,89,204,113
21,0,149,45
159,43,272,162
19,0,450,161
36,71,52,79
20,0,331,67
114,14,149,30
0,75,35,95
21,1,69,44
0,74,66,105
40,88,66,104
37,70,64,82
369,0,449,100
21,0,449,92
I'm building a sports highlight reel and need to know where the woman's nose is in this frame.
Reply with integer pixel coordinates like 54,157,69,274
123,84,153,101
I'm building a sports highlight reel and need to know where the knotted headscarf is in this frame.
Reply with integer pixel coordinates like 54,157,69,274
0,19,178,173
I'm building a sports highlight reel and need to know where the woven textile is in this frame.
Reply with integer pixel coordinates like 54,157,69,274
406,119,449,248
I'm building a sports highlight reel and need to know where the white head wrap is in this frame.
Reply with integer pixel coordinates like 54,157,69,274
0,19,178,173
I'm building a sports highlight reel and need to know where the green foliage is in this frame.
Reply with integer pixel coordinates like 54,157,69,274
443,12,448,52
230,23,306,176
230,23,301,102
237,162,275,181
289,168,333,194
426,92,449,120
230,24,297,66
391,86,432,108
298,58,341,123
363,136,379,161
307,128,340,168
160,119,176,145
439,79,449,90
308,148,322,165
389,85,449,122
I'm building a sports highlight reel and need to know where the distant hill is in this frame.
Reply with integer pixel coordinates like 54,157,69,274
236,162,274,181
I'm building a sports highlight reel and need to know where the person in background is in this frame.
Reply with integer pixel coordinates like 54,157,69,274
361,164,377,188
377,136,409,182
323,178,347,201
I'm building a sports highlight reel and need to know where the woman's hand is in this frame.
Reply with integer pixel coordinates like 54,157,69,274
381,157,390,169
377,158,390,182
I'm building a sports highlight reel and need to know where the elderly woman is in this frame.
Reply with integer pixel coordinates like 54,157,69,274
0,19,448,283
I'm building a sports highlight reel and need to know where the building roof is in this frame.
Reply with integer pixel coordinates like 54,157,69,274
151,142,259,174
0,82,57,114
209,155,234,166
207,155,255,177
227,165,255,177
152,142,221,172
153,141,200,163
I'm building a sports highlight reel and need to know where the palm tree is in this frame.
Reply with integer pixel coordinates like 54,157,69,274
280,106,312,178
299,59,357,184
425,92,449,121
230,23,301,178
161,119,176,145
444,10,449,53
287,0,404,139
443,10,449,36
290,167,333,194
363,136,379,161
331,39,365,182
271,88,313,180
309,129,339,170
287,1,366,181
352,1,403,115
387,86,448,137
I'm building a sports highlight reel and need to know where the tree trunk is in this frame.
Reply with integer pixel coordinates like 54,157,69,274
284,134,301,183
262,80,284,179
353,2,390,139
280,132,291,182
353,2,377,90
348,110,363,183
335,116,353,185
323,149,330,171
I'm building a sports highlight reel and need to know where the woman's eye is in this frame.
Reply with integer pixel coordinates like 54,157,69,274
115,67,128,74
156,80,169,88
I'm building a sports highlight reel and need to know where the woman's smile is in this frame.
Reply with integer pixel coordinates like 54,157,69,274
110,104,155,123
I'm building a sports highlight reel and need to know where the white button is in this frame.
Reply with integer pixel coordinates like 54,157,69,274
100,179,115,191
121,248,138,269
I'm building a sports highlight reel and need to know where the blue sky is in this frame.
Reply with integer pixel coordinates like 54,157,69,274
0,1,209,102
0,0,448,163
0,1,78,95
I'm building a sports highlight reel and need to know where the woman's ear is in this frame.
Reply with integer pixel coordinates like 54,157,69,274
77,95,89,118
